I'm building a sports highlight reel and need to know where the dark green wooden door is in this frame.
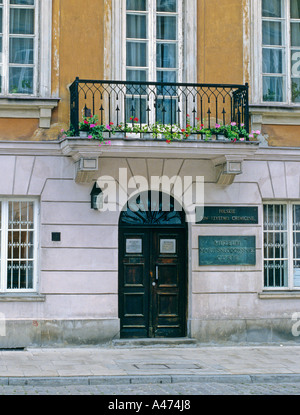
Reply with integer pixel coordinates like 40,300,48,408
119,228,187,338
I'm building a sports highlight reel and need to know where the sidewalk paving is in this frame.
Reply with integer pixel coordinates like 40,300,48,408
1,342,300,386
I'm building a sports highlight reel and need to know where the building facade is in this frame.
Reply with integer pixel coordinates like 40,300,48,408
0,0,300,347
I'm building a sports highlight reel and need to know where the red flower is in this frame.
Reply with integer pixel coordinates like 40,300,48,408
181,129,186,132
166,139,171,144
134,117,139,122
186,124,191,128
109,122,114,125
201,124,204,127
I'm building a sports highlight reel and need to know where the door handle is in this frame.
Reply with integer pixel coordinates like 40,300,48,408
156,266,159,280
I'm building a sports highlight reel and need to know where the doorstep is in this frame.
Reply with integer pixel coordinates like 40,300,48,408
112,338,198,348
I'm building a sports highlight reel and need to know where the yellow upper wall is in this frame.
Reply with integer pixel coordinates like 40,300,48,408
197,0,244,85
0,0,297,146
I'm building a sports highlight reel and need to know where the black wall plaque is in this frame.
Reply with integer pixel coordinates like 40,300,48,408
199,236,256,265
196,206,258,224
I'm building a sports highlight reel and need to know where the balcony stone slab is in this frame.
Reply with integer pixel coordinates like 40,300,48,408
60,136,259,185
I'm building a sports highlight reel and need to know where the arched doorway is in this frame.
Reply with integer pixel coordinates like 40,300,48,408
118,191,188,338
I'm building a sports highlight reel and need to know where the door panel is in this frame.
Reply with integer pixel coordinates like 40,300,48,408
119,228,186,338
120,232,149,338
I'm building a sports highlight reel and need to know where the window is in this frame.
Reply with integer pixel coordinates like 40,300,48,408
259,0,300,103
0,200,38,292
263,203,300,289
125,0,183,124
0,0,37,95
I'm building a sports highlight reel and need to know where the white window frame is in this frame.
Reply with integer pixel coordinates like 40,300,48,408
105,0,197,84
251,0,300,106
263,201,300,291
0,0,52,98
0,198,39,293
123,1,183,84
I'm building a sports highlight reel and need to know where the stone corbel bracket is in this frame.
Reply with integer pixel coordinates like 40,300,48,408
212,155,245,186
60,138,103,184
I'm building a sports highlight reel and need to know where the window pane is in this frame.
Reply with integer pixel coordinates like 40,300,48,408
262,21,283,46
262,0,282,17
9,38,33,64
126,69,147,94
263,204,287,230
0,66,2,93
291,23,300,47
10,8,34,34
0,37,2,63
263,48,283,73
126,42,147,67
7,261,33,289
9,67,33,93
294,205,300,230
126,69,147,82
264,260,288,287
157,70,176,85
0,7,2,33
125,97,147,124
157,16,177,40
126,0,146,11
291,0,300,18
156,98,177,125
126,14,147,39
157,0,177,12
263,76,284,101
157,43,177,68
10,0,34,4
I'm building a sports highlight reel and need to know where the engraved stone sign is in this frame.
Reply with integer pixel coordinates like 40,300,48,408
199,236,256,265
196,206,258,224
160,239,176,254
126,239,142,254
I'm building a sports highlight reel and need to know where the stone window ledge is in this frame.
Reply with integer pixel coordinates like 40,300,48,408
0,294,46,302
258,291,300,299
0,97,60,128
250,104,300,131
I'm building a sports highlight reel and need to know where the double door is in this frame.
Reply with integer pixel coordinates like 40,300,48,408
119,228,187,338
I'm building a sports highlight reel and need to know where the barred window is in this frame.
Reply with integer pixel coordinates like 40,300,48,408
264,203,300,289
0,200,38,291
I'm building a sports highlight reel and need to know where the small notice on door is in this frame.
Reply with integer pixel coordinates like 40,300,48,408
126,239,142,254
160,239,176,254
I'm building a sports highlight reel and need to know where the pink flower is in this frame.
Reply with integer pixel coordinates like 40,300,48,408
231,122,236,126
106,125,111,130
215,123,220,128
84,120,89,125
249,134,254,138
90,124,96,128
240,137,245,141
88,135,92,139
61,129,65,133
241,123,244,127
256,130,261,135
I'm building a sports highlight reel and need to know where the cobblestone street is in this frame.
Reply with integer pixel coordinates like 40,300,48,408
0,381,300,395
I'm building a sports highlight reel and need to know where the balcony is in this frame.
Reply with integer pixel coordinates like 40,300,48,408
69,78,250,141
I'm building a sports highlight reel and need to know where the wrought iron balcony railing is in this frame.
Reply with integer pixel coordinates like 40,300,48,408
69,78,249,140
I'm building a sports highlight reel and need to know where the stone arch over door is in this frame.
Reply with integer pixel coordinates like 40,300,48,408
118,191,188,338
